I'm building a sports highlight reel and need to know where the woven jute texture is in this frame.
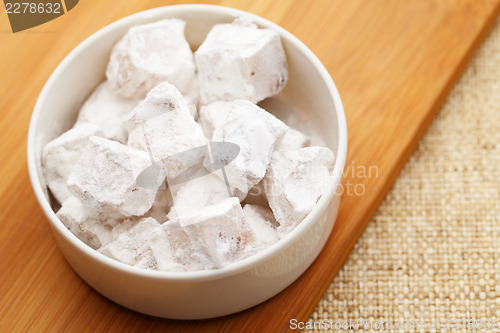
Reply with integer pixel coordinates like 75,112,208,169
305,19,500,332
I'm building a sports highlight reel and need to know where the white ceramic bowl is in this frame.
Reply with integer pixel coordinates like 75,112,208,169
27,4,347,319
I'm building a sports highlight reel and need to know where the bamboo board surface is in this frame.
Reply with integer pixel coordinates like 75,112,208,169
1,0,499,331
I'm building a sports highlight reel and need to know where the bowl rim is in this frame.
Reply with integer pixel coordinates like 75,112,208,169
27,4,348,282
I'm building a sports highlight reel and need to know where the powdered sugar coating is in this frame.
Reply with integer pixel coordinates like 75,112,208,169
67,136,165,216
123,81,191,132
209,100,287,197
275,127,311,151
106,19,195,99
126,82,207,179
165,197,255,269
242,204,280,251
198,101,233,139
167,172,232,222
56,196,134,250
263,146,335,234
128,111,206,179
183,74,200,111
42,123,102,204
195,18,288,104
162,221,213,271
75,81,138,143
99,217,183,271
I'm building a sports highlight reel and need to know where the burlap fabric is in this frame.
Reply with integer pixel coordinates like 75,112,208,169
306,18,500,332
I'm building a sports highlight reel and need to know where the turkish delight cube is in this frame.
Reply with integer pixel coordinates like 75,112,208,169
209,100,287,197
56,196,133,250
67,136,165,216
123,81,191,132
42,123,101,204
106,19,195,99
99,217,183,271
126,82,207,179
195,18,288,104
75,81,138,143
263,146,335,233
242,204,280,251
165,197,255,268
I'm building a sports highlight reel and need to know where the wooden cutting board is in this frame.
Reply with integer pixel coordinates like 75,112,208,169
1,0,499,331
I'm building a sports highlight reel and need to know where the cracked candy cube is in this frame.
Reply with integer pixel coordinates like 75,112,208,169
56,196,134,250
126,82,207,179
42,123,102,204
123,81,192,132
195,18,288,104
75,81,138,143
167,172,232,221
209,100,287,197
263,146,335,233
242,204,280,251
106,19,195,99
67,136,165,216
162,221,213,271
199,101,309,149
165,197,255,269
99,217,183,271
127,111,207,179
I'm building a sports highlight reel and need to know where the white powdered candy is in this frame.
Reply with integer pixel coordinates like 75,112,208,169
195,18,288,104
106,19,196,99
242,204,280,250
99,217,183,271
167,172,232,222
199,101,309,150
165,197,255,269
67,136,165,216
128,112,206,179
75,81,138,143
198,101,233,139
126,83,207,179
263,146,335,233
275,127,311,151
183,75,200,111
123,81,191,131
209,100,287,197
162,221,213,271
42,123,102,204
56,196,134,250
